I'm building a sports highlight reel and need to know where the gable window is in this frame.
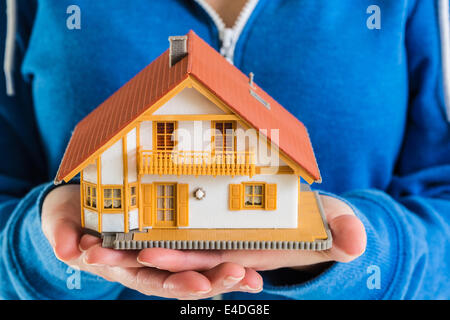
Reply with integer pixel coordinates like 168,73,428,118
84,184,97,209
103,187,122,210
244,183,265,208
213,121,235,154
155,122,176,151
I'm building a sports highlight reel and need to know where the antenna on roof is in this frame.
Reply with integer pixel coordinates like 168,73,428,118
249,72,255,88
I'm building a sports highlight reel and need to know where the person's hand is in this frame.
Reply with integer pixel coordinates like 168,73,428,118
41,184,263,299
83,195,367,297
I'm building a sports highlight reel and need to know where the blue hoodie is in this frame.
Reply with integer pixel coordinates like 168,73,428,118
0,0,449,300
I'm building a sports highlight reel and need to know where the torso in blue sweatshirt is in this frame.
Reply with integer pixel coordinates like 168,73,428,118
0,0,448,299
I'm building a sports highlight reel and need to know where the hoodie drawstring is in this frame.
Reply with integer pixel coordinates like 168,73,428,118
4,0,17,96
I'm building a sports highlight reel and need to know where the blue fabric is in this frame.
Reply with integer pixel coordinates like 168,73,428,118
0,0,449,300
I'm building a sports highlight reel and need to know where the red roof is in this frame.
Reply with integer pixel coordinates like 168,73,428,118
56,31,321,183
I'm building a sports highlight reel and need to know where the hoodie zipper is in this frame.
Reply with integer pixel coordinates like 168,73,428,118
194,0,259,64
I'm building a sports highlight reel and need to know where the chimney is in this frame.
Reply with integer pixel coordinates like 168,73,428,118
168,35,188,67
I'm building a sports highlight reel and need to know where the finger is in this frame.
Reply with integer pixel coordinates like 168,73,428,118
77,261,212,299
138,247,329,272
41,184,83,262
137,248,222,272
162,271,212,299
196,264,262,299
327,214,366,262
219,249,330,271
237,268,263,293
317,195,366,262
202,262,245,290
83,243,142,267
79,233,102,251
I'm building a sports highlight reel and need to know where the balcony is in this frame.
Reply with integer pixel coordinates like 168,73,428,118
138,149,256,177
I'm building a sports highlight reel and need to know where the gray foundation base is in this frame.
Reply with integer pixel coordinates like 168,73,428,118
103,236,332,251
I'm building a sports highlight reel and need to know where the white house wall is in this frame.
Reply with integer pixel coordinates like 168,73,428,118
102,213,125,232
82,163,97,183
129,209,139,230
235,122,287,168
140,174,299,229
101,139,123,185
140,121,152,150
84,209,98,230
177,120,212,152
153,87,226,115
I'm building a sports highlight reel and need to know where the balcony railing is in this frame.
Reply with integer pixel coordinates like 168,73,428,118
138,149,256,177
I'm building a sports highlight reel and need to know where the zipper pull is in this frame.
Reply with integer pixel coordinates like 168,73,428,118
220,28,235,62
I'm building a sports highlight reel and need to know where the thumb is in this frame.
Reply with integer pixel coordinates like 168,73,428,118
320,195,367,263
41,184,83,262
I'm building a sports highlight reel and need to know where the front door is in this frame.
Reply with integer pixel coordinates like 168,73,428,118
154,183,177,228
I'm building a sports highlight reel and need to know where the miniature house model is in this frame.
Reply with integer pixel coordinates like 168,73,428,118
55,31,331,250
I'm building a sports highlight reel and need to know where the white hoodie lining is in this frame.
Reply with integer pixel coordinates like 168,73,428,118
193,0,259,64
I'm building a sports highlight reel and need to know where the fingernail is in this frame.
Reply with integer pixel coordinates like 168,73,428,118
137,258,159,269
223,275,244,288
82,255,104,267
191,288,212,296
240,284,262,292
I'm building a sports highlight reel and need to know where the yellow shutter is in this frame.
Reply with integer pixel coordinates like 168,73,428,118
229,184,242,210
177,184,189,226
265,184,277,210
142,184,153,226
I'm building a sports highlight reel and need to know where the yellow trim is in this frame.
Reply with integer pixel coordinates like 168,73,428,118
256,166,294,175
141,114,238,121
242,182,266,209
137,124,143,231
189,77,234,114
80,171,85,228
96,158,102,233
122,137,129,232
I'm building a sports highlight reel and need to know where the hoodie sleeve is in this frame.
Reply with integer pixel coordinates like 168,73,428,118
0,0,123,299
261,0,450,299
